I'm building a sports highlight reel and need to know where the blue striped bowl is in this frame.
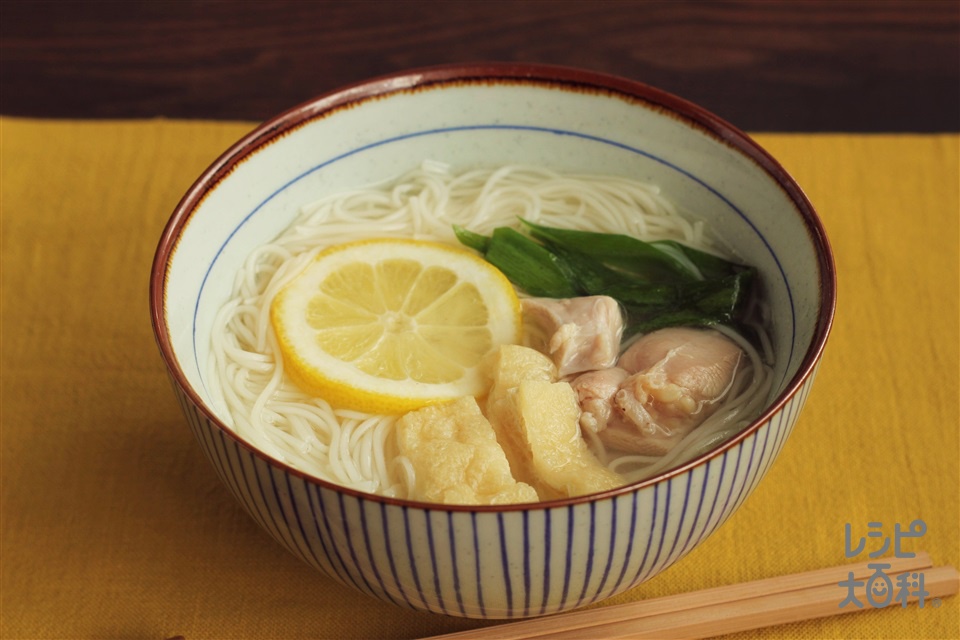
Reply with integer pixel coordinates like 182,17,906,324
151,64,836,619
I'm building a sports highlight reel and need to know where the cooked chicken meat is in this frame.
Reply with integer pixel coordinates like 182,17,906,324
569,366,629,433
521,295,624,378
572,327,744,456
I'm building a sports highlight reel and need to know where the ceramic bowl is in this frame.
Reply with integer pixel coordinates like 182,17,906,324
150,63,836,619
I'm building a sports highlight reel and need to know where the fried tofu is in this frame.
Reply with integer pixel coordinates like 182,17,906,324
396,396,538,505
484,345,623,499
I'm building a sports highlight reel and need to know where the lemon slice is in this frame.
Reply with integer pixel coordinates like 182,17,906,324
270,238,522,414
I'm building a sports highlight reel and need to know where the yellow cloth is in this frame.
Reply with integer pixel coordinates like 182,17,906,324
1,118,957,639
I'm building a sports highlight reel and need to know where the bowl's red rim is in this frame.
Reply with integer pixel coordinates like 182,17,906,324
149,61,837,512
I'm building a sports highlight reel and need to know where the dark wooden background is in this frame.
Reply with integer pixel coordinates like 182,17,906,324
2,0,958,131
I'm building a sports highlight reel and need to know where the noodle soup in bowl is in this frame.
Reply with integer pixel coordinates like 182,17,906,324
151,64,835,619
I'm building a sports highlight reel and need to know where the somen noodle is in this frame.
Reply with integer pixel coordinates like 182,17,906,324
208,162,773,499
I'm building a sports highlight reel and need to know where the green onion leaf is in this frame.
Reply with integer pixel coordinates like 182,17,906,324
649,240,745,280
521,219,702,282
454,220,756,336
452,225,490,253
456,226,578,298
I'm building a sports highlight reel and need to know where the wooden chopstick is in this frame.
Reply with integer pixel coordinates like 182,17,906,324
426,552,958,639
569,565,958,640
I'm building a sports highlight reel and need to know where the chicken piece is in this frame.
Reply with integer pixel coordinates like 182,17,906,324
521,296,624,378
483,345,558,490
569,366,629,434
600,327,744,456
396,396,539,505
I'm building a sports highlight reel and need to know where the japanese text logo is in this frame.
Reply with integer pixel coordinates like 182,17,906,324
839,519,934,609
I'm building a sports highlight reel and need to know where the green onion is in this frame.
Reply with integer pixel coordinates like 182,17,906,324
520,219,749,282
453,225,577,297
455,220,756,335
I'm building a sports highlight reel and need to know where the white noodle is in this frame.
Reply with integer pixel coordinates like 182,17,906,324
209,163,773,499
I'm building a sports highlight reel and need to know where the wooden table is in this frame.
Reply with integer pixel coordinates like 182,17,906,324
2,0,958,131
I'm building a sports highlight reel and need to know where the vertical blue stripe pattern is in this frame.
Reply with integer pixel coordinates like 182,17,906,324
153,72,837,620
168,369,819,619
